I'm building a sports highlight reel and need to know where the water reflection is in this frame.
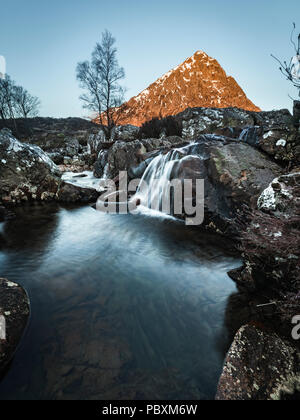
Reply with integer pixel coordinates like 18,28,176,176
0,204,241,400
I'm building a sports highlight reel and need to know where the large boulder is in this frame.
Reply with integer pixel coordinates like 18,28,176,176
111,125,139,141
87,125,139,156
0,129,61,204
94,140,146,179
216,324,300,400
87,129,108,155
0,278,30,375
56,181,99,203
56,172,102,203
45,137,80,162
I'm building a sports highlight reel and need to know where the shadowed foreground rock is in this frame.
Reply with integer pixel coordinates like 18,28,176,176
56,181,100,204
0,129,61,204
0,278,30,375
216,324,300,400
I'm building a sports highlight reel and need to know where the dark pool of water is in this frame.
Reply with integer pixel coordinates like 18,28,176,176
0,203,240,400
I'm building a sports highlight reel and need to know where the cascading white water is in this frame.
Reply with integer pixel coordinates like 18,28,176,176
238,126,260,146
135,151,178,212
133,147,190,214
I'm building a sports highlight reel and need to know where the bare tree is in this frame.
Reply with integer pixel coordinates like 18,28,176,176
0,75,18,133
0,75,41,135
14,86,41,118
0,75,16,120
76,30,126,139
271,23,300,97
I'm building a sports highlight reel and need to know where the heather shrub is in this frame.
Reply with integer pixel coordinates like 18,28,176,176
139,115,182,138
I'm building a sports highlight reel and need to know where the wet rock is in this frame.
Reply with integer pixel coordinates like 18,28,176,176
166,136,283,232
93,136,188,179
56,181,100,203
0,129,61,204
0,278,30,375
87,129,108,155
0,206,6,222
93,150,109,178
93,140,144,179
238,126,263,146
216,324,300,400
47,152,64,165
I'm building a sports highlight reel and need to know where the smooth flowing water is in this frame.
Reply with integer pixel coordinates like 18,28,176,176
0,203,240,400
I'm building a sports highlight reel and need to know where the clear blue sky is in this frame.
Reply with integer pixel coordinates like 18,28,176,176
1,0,299,117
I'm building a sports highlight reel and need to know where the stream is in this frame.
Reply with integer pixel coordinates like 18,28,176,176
0,203,241,400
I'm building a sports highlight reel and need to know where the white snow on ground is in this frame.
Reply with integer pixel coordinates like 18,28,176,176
131,51,212,104
276,139,286,147
258,183,277,211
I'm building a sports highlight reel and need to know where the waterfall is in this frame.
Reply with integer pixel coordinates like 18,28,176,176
134,150,181,212
239,126,261,146
133,143,203,215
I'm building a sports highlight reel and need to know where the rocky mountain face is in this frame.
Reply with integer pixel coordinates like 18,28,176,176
106,51,260,126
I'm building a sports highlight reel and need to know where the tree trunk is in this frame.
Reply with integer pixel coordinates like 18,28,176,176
293,100,300,128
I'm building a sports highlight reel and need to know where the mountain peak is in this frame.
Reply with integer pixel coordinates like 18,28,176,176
106,51,261,126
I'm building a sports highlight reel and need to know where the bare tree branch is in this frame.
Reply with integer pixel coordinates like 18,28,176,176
271,23,300,97
76,30,126,139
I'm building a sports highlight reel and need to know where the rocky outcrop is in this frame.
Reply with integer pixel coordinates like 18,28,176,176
257,172,300,218
97,50,260,126
175,107,299,165
227,172,300,382
92,108,299,172
0,118,99,173
127,136,283,233
231,172,300,292
216,324,300,400
94,136,186,179
177,107,255,140
0,278,30,375
0,129,61,204
0,129,101,205
87,125,139,156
